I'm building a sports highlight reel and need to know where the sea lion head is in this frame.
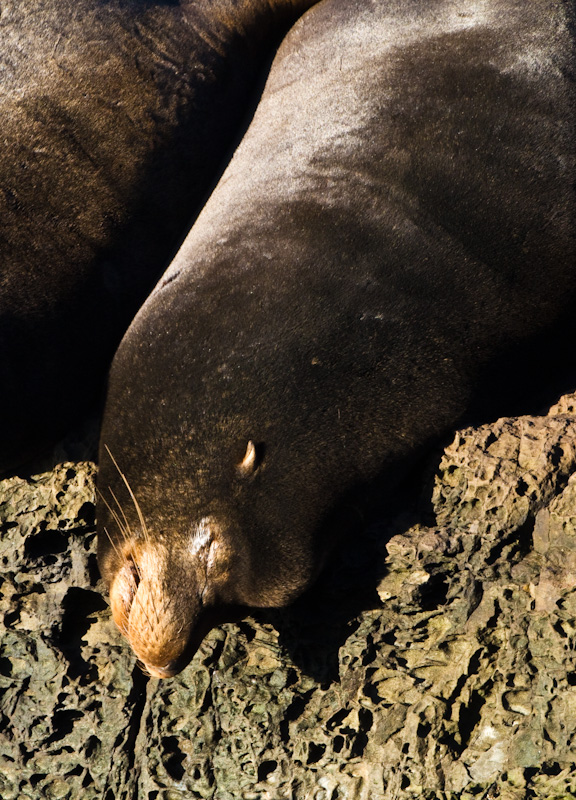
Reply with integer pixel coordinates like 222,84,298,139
97,390,329,678
95,197,454,677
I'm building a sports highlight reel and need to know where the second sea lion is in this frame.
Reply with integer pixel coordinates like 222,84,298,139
0,0,318,473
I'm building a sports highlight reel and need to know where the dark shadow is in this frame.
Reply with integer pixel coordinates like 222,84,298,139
253,321,576,684
257,454,434,684
53,587,109,681
0,4,291,479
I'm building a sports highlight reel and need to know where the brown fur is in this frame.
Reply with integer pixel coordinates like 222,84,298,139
0,0,318,473
98,0,576,677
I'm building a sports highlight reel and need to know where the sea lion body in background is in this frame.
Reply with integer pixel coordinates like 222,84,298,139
0,0,318,473
98,0,576,677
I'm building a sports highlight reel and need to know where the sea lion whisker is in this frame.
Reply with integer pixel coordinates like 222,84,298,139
105,445,152,546
101,524,136,583
130,591,156,640
96,488,131,545
100,518,158,638
107,504,131,548
101,524,155,641
129,561,165,631
97,494,156,639
147,588,162,629
109,487,136,542
130,589,158,641
101,526,127,573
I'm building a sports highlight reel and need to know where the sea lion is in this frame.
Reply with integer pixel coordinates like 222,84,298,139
97,0,576,677
0,0,318,474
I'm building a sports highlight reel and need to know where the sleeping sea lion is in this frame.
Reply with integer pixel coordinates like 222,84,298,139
97,0,576,677
0,0,318,474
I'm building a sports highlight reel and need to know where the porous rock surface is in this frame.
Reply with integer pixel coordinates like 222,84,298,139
2,398,576,799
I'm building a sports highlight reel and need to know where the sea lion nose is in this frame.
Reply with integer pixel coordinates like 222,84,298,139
144,659,181,679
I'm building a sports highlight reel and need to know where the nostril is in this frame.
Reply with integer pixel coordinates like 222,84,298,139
127,557,141,590
110,555,142,635
121,557,140,607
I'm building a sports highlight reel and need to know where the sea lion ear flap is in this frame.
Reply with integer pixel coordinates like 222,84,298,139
236,440,262,478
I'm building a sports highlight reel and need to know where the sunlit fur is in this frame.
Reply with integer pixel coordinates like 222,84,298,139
98,0,576,678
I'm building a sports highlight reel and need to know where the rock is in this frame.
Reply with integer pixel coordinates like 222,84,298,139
2,394,576,798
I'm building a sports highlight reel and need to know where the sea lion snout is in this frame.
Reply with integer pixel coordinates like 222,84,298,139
101,514,244,677
108,541,205,678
